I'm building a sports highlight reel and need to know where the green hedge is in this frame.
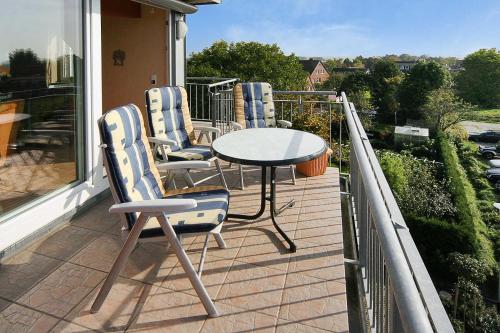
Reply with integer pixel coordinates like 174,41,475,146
406,214,477,278
437,136,495,269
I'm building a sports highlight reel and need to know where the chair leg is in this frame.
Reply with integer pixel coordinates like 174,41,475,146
198,234,210,277
91,214,148,313
290,165,296,185
167,172,177,189
183,171,195,188
215,159,228,190
213,232,227,249
157,214,219,317
239,164,245,190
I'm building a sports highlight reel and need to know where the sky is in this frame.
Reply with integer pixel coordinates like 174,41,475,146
187,0,500,59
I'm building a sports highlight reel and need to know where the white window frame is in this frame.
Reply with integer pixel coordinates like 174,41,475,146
0,0,109,251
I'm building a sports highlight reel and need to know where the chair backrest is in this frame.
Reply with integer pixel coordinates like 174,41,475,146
233,82,276,129
145,86,196,152
98,104,165,229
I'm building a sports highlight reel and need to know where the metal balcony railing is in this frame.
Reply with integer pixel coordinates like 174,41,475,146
183,77,454,332
186,77,239,122
342,92,454,332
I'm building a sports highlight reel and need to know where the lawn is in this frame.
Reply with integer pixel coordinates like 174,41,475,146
462,108,500,123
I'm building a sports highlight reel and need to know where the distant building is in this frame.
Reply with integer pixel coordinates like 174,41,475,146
394,60,417,72
0,65,10,77
394,126,429,146
299,58,330,91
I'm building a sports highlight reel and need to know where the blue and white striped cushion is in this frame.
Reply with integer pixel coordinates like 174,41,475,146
99,104,165,225
146,86,195,152
99,105,229,234
241,82,276,128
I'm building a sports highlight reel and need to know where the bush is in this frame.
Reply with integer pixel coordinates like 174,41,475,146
406,215,477,278
292,110,330,142
378,150,456,219
437,136,495,269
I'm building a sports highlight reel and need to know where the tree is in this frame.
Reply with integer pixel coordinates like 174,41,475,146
338,71,372,111
187,41,308,90
320,72,346,91
323,58,344,72
456,48,500,108
339,71,371,93
370,60,403,123
8,49,45,77
398,61,452,122
422,88,474,135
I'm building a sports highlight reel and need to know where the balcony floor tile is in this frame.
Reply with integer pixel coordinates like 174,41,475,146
0,166,348,332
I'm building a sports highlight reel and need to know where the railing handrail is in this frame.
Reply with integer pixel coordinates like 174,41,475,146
274,90,336,96
186,77,239,90
342,92,454,332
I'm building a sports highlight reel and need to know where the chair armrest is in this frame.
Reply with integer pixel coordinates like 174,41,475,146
277,120,292,128
194,126,221,135
109,199,197,214
230,121,243,131
156,161,211,172
148,137,177,146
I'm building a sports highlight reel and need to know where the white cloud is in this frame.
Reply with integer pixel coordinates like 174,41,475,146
224,20,380,58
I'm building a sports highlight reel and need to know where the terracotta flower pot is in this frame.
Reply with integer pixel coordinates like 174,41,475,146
296,148,333,177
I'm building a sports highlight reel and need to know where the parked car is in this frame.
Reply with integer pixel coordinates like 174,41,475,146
478,145,499,159
469,130,500,143
485,168,500,183
489,160,500,168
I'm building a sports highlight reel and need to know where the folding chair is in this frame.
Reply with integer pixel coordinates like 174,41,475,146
145,86,228,189
231,82,296,189
91,104,229,317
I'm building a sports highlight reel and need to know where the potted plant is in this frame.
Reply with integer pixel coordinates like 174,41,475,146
292,110,332,177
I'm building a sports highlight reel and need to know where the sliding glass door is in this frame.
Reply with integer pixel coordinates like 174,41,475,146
0,0,84,219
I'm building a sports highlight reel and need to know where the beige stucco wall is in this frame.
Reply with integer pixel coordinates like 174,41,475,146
101,4,169,117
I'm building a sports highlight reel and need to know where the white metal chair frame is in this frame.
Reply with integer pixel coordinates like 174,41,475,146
91,138,227,317
148,126,228,190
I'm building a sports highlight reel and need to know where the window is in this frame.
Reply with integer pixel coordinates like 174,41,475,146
0,1,84,219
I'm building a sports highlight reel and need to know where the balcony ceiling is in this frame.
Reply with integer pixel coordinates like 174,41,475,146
184,0,221,4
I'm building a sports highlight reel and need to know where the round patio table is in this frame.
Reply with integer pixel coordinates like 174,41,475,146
212,128,327,252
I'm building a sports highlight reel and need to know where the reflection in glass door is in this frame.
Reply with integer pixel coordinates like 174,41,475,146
0,1,84,219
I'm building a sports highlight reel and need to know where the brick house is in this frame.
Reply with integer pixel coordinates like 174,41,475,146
299,58,330,90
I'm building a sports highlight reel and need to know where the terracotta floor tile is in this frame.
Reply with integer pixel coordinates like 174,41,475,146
70,234,179,285
28,225,101,261
200,303,277,333
64,277,152,332
127,286,207,333
17,262,106,318
70,198,118,233
0,251,64,304
0,167,349,332
235,230,291,272
51,320,101,332
288,241,345,282
279,271,349,332
161,254,233,298
0,301,60,333
217,261,287,318
276,319,332,333
187,223,249,261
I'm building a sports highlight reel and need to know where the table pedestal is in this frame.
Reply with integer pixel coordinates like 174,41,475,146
228,166,297,253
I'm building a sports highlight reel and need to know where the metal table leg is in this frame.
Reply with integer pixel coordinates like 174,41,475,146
227,166,297,252
270,166,296,253
227,166,267,220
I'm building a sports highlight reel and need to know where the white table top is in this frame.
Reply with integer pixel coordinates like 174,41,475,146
212,128,327,166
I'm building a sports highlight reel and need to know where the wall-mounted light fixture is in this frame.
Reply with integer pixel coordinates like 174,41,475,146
176,15,188,40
